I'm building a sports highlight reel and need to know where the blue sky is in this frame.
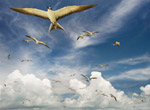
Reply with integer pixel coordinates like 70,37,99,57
0,0,150,109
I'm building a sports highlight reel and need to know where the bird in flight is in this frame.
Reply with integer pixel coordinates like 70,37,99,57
113,41,120,47
68,88,76,92
7,54,10,60
70,74,76,77
81,74,97,82
52,79,61,83
23,39,33,43
21,59,32,62
83,31,99,37
110,94,117,102
50,70,57,73
102,93,108,97
96,64,109,68
77,34,89,40
4,84,6,87
25,35,50,48
10,4,96,32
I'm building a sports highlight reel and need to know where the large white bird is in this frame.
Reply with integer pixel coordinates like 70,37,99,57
83,31,99,37
25,35,50,48
81,74,97,82
10,5,96,32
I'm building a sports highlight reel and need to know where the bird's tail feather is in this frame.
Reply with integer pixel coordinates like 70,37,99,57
49,22,64,32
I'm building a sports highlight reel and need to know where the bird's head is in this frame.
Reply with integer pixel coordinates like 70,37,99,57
47,6,52,10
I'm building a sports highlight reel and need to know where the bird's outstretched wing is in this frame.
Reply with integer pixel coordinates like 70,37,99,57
10,8,49,19
103,64,109,66
38,41,50,48
81,74,89,80
92,31,99,34
54,4,96,20
90,77,97,79
77,36,81,40
25,35,37,42
83,31,91,34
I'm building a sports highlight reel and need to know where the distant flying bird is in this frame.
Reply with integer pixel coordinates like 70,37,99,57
96,64,109,68
21,59,31,62
102,93,108,97
69,88,76,92
10,4,96,32
60,100,64,102
81,74,97,82
83,31,99,37
23,39,33,43
110,94,117,102
4,84,6,87
50,70,57,73
25,35,50,48
113,41,120,47
52,79,61,83
7,54,10,60
70,74,76,77
77,34,89,40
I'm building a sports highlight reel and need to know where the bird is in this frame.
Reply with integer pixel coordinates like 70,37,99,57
113,41,120,47
10,4,96,32
102,93,108,97
7,54,10,60
4,84,6,87
96,64,109,68
110,94,117,102
21,59,31,62
52,79,61,83
25,35,50,48
81,74,97,82
23,39,33,43
68,88,76,92
82,31,99,37
70,74,76,77
50,70,57,73
77,34,89,40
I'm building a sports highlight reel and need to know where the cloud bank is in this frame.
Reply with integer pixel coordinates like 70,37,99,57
0,70,149,110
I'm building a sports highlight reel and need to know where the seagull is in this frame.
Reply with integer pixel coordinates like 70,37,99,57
77,34,89,40
70,74,76,77
102,93,108,97
23,39,33,43
25,35,50,48
52,79,61,83
113,41,120,47
4,84,6,87
110,94,117,102
10,4,96,32
21,59,32,62
81,74,97,82
83,31,99,37
7,54,10,60
69,88,76,92
50,70,57,73
96,64,109,68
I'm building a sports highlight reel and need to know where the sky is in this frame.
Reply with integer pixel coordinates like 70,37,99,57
0,0,150,110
